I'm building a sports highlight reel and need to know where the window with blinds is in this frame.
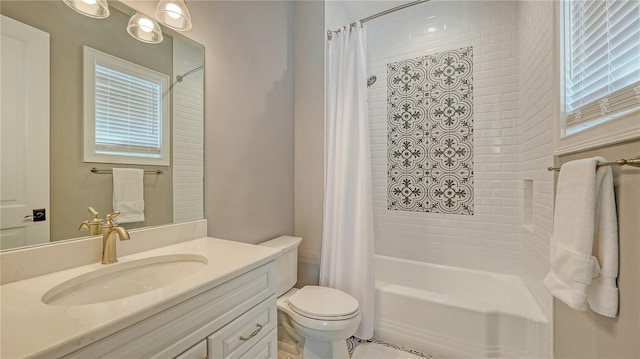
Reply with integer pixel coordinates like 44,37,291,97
95,65,161,157
83,47,169,165
563,0,640,133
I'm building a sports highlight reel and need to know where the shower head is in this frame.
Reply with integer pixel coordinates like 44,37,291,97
367,75,377,87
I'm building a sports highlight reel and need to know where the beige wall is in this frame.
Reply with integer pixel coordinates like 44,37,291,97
554,139,640,359
199,1,295,243
121,1,296,244
1,1,173,241
293,1,325,287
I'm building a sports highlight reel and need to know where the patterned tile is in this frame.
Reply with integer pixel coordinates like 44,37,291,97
387,47,474,215
388,125,403,146
428,173,470,214
400,99,428,132
388,101,406,128
430,135,473,172
347,336,440,359
448,170,474,215
396,137,427,171
426,48,473,91
387,58,429,98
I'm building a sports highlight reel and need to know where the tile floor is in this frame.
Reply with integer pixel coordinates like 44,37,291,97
347,337,440,359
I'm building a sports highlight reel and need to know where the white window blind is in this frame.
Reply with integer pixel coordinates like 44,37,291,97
564,0,640,129
95,64,162,157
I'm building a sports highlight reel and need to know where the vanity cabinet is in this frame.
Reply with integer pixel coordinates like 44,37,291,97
174,341,207,359
62,262,277,359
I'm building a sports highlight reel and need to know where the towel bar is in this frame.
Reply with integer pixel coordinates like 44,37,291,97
90,167,164,175
548,156,640,172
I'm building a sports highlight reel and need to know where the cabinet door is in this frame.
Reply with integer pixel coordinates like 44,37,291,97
237,328,277,359
174,341,207,359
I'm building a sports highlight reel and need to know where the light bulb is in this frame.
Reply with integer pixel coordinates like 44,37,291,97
63,0,109,18
165,3,182,19
138,17,154,33
154,0,192,31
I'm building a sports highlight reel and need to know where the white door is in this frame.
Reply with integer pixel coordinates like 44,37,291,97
0,15,50,250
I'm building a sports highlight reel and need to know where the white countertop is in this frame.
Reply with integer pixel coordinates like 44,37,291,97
0,237,280,358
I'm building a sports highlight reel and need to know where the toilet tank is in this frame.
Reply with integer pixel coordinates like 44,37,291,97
259,236,302,296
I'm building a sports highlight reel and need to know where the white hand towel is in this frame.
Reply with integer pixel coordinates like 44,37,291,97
544,157,619,317
112,168,145,224
588,163,619,317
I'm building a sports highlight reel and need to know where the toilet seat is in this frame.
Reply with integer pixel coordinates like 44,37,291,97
286,286,359,321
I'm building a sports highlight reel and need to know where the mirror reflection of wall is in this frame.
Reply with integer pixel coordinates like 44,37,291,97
0,1,204,250
172,37,204,224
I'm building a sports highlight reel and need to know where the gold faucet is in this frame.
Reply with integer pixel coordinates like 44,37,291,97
79,207,103,236
101,211,130,264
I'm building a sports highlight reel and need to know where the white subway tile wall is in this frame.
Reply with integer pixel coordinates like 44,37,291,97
367,1,522,274
518,0,555,338
173,39,204,223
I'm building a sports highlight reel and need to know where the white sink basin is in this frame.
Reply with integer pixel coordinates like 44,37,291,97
42,254,208,306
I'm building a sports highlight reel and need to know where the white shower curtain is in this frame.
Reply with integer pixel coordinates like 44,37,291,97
320,23,375,340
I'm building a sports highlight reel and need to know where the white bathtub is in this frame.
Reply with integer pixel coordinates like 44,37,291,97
374,255,548,358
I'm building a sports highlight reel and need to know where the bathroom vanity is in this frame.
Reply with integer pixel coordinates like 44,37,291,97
0,222,281,358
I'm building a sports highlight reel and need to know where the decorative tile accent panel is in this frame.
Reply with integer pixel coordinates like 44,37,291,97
387,47,474,215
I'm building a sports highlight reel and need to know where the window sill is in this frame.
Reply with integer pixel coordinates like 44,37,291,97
84,153,170,166
554,111,640,156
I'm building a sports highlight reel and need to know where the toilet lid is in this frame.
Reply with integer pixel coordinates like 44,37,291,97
287,286,359,320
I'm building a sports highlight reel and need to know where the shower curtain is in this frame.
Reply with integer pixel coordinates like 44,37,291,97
320,23,375,339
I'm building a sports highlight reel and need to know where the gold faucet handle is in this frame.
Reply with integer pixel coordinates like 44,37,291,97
104,211,121,226
79,220,90,231
86,207,103,224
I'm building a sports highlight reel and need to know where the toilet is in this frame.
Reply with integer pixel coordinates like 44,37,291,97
259,236,361,359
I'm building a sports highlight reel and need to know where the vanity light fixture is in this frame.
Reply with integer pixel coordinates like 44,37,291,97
127,12,164,44
155,0,192,31
63,0,110,19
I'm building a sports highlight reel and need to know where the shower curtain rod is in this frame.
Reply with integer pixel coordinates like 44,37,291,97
176,65,204,82
327,0,430,40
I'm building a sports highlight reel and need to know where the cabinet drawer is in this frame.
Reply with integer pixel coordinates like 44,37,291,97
237,328,277,359
208,296,277,359
174,341,206,359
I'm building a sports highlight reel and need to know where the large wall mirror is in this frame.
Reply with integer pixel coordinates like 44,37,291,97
0,0,204,250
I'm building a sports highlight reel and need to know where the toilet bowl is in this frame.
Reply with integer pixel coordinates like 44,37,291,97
278,287,361,359
259,236,361,359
